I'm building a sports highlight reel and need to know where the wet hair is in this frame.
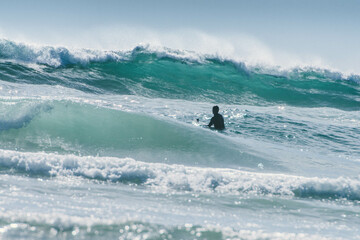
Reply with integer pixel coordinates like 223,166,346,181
212,105,219,114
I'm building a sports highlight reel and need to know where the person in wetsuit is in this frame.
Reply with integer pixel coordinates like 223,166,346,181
208,106,225,130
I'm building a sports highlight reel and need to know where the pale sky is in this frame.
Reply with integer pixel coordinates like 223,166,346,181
0,0,359,73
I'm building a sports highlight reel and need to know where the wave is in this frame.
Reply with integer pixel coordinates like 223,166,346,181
0,217,334,240
1,149,359,201
1,39,359,110
0,99,277,170
1,94,360,176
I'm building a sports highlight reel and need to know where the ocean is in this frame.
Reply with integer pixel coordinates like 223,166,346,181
0,39,359,239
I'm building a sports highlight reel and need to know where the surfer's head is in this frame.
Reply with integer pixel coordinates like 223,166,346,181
212,106,219,114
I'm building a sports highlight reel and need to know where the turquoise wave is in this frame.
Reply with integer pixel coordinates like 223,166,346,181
1,97,358,177
0,39,359,110
0,100,275,170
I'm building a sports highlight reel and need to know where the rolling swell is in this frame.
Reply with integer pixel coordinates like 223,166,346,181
0,39,359,110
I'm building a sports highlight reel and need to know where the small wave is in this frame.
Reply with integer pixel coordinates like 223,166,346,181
1,150,359,201
0,216,334,240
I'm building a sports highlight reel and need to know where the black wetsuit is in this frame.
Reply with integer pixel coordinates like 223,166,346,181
208,113,225,130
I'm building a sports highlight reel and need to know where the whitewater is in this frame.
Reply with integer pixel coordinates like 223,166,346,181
0,39,360,239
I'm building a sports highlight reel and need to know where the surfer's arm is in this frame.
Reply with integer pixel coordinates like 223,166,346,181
208,117,214,127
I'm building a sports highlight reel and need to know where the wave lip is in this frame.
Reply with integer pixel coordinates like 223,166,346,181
0,39,126,67
0,101,52,131
0,39,248,72
1,149,359,201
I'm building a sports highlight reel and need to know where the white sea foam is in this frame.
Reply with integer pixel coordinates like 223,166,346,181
0,149,359,200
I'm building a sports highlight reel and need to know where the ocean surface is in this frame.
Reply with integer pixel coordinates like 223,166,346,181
0,39,359,239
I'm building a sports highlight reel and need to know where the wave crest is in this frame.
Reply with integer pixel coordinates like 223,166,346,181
1,38,357,82
0,39,125,67
1,39,359,110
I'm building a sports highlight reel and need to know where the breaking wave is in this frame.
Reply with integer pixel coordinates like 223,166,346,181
1,149,359,201
0,39,359,110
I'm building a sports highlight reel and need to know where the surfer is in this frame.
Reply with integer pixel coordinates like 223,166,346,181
208,106,225,130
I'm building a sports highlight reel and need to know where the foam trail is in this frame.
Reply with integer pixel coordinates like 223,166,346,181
1,149,359,200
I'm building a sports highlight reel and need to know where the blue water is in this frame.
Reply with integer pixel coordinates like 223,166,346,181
0,39,360,239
